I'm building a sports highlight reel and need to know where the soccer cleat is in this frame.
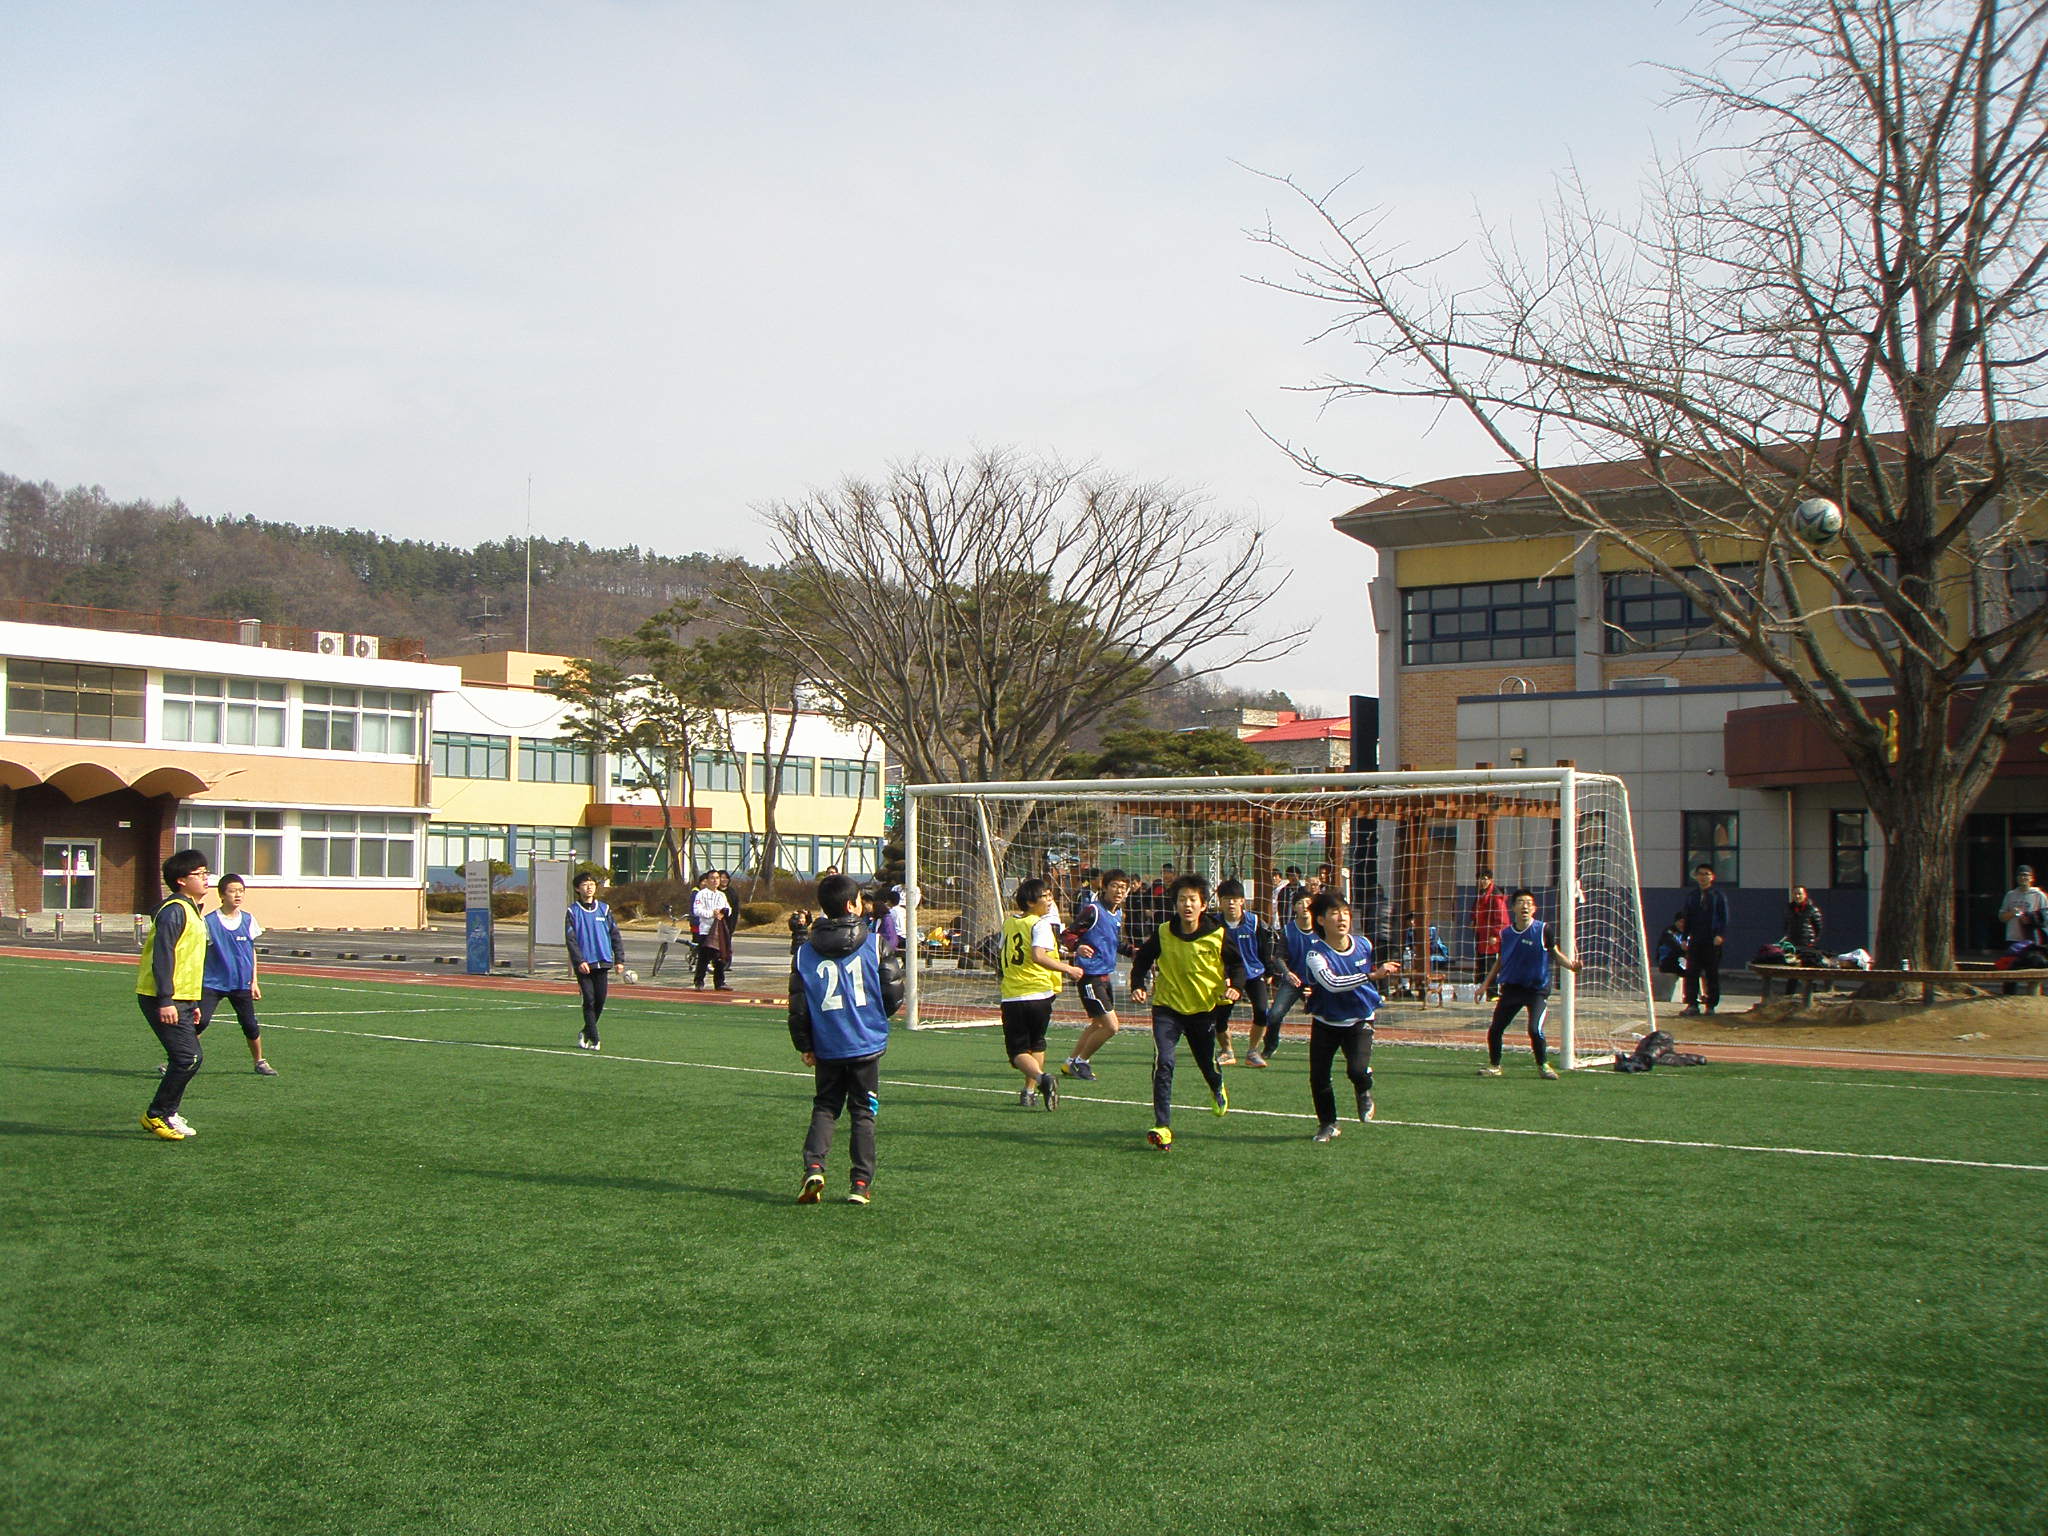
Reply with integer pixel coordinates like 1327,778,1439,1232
140,1113,184,1141
1060,1058,1097,1081
157,1064,167,1076
1019,1087,1037,1108
589,1039,601,1052
797,1171,825,1204
1538,1062,1560,1080
1478,1064,1504,1077
253,1060,279,1076
166,1114,197,1138
1245,1052,1267,1069
1211,1081,1229,1117
1147,1126,1173,1150
846,1181,871,1206
1037,1072,1059,1111
1357,1089,1375,1123
1216,1048,1237,1066
1312,1123,1341,1143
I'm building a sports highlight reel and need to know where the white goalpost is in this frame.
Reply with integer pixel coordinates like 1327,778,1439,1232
903,768,1656,1070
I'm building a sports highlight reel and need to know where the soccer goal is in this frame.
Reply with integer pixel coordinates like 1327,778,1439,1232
902,768,1656,1070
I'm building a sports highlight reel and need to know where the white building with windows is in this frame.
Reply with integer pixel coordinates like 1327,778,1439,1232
425,651,888,890
1,608,458,927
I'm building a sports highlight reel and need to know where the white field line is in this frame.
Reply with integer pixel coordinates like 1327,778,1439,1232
264,1019,2048,1174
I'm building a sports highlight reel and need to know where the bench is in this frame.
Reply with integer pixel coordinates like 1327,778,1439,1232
1753,963,2045,1005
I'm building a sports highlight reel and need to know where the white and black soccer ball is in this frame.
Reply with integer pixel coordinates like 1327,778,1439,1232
622,968,639,983
1791,496,1844,547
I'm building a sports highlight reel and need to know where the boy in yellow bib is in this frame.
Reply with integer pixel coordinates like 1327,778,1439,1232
137,849,212,1140
1128,874,1245,1149
999,878,1085,1109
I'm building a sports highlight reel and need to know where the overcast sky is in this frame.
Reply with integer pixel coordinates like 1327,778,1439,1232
0,1,1713,709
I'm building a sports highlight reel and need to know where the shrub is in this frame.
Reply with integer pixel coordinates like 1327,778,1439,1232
611,901,641,922
490,893,529,919
739,901,785,928
425,892,465,914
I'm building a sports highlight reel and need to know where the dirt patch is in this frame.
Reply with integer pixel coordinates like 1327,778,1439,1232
1663,991,2048,1058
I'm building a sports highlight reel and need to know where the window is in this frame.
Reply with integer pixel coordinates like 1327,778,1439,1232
427,823,509,873
611,752,678,794
517,739,594,784
300,812,417,879
303,686,419,755
5,659,145,741
1682,811,1740,885
163,675,287,746
694,831,752,875
176,807,285,877
691,749,745,793
820,757,880,798
2004,540,2047,613
1830,810,1869,889
1401,579,1574,665
1130,815,1164,839
511,825,592,863
752,755,814,796
432,732,510,779
1603,566,1754,654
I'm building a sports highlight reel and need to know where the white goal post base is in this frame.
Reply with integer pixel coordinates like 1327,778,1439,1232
902,769,1657,1072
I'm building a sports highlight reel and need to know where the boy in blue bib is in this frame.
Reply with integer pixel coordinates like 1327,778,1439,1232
1478,888,1582,1079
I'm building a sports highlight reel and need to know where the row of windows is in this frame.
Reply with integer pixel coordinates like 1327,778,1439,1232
430,733,596,784
1404,552,2045,664
1678,809,1867,888
175,806,420,882
4,663,422,754
425,823,596,870
433,733,880,799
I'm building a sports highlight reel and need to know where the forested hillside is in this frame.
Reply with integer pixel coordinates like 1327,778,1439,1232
0,472,1304,734
0,473,724,655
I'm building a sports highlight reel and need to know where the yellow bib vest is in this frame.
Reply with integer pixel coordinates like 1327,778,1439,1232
999,912,1065,999
1149,919,1231,1016
136,895,206,1001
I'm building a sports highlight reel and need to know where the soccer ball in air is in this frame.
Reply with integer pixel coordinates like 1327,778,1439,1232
1791,497,1844,547
622,969,640,984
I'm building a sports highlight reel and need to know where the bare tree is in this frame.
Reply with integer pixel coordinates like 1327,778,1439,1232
727,449,1302,945
730,449,1304,786
1253,0,2048,971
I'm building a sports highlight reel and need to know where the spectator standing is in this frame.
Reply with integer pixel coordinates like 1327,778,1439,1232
1470,871,1509,997
692,870,734,990
1998,865,2047,948
1678,864,1730,1016
1783,885,1825,965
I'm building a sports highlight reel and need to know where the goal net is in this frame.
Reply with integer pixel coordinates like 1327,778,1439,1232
903,769,1655,1070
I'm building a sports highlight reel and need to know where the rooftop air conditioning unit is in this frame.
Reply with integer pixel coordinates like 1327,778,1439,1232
1609,676,1677,691
346,634,380,660
314,630,346,656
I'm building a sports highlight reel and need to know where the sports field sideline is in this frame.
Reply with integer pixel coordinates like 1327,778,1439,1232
4,951,2044,1535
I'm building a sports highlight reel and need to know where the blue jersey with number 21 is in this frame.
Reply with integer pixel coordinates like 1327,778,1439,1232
795,931,892,1061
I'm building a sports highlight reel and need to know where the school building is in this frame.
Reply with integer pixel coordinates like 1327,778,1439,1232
1339,455,2048,961
1,614,890,929
426,651,887,891
1,604,458,928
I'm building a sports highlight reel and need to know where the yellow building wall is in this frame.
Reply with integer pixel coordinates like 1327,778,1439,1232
2,742,422,808
244,885,426,930
430,779,594,826
690,789,885,839
1396,538,1577,587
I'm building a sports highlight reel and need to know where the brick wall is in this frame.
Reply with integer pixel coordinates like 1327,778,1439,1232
4,787,168,914
1398,663,1577,768
1605,653,1770,688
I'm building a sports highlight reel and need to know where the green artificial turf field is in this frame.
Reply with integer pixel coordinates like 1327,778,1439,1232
3,953,2044,1536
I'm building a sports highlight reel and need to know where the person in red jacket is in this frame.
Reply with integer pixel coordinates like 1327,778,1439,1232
1470,870,1510,999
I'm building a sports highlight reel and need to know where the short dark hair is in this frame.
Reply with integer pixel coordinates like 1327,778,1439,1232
217,872,246,893
1509,887,1536,905
1477,868,1493,879
1309,890,1350,925
1013,877,1049,911
1285,865,1302,876
1216,878,1245,899
1695,863,1716,875
162,849,207,890
817,872,859,916
574,872,599,888
1101,868,1131,886
1167,872,1210,904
